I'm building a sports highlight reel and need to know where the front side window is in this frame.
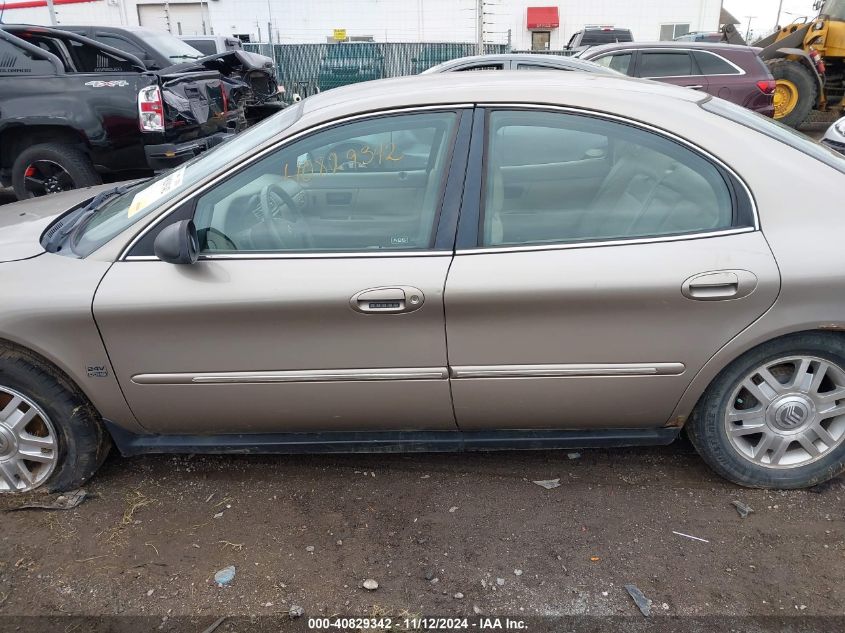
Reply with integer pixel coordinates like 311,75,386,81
593,52,633,74
70,104,305,257
639,51,694,77
481,110,736,247
193,111,458,253
93,34,147,59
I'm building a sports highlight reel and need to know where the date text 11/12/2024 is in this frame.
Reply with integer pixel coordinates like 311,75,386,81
307,617,528,630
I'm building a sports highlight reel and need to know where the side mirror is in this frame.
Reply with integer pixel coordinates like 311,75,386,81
154,219,199,264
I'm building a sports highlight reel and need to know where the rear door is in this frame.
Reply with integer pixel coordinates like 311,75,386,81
689,49,749,102
444,107,780,430
94,108,471,434
635,49,709,92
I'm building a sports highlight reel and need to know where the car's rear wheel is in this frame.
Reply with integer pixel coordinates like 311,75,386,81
0,346,110,494
688,333,845,488
11,143,101,200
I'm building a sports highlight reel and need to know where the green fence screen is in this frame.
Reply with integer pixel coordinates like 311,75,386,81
244,42,575,101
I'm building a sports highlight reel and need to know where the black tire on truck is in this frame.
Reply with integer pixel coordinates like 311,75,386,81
11,143,101,200
767,58,818,128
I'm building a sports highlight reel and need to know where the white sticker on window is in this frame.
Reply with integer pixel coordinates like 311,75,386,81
128,167,185,218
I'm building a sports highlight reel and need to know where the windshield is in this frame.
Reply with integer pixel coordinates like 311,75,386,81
70,103,303,257
137,29,206,59
822,1,845,19
701,98,845,175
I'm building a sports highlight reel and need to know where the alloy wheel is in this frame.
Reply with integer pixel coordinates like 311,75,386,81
0,386,59,492
725,356,845,468
23,160,75,197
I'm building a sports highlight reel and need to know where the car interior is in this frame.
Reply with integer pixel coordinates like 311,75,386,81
194,112,458,252
483,111,733,246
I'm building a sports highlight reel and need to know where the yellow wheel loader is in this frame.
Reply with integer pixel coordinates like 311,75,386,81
724,0,845,127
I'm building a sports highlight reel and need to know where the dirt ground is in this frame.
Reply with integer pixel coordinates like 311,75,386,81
1,124,842,633
1,444,843,630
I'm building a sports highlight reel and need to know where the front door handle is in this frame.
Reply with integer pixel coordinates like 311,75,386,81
682,270,758,301
350,286,425,314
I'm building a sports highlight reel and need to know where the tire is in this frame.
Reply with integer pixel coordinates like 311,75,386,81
688,332,845,489
11,143,101,200
767,59,817,128
0,345,110,494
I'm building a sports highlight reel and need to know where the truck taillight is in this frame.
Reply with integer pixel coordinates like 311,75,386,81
138,85,164,132
756,79,776,95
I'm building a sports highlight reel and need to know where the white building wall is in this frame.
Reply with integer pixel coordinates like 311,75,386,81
5,0,722,48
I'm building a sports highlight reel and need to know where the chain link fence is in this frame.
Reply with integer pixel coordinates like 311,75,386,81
244,42,575,101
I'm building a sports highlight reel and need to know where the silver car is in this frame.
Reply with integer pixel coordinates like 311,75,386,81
822,116,845,154
420,53,619,75
2,72,845,494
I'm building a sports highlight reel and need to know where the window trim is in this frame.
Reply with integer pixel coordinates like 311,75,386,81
121,105,473,261
455,104,758,254
591,47,745,79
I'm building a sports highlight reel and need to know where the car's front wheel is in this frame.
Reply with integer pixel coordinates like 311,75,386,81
0,346,110,494
689,333,845,489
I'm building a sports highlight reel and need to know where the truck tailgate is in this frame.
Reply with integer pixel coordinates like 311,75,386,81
157,70,231,136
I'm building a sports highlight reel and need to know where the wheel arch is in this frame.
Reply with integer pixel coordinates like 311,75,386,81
0,336,100,412
670,327,845,427
0,125,90,172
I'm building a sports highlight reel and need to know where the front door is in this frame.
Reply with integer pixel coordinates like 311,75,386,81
445,108,780,430
531,31,551,51
94,109,468,434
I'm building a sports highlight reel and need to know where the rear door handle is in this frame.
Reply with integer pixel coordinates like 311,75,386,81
682,270,757,301
350,286,425,314
688,85,705,90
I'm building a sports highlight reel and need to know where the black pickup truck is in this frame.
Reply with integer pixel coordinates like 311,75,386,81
60,26,285,125
0,26,236,200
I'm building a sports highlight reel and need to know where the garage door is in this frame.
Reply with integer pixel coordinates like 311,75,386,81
137,3,207,36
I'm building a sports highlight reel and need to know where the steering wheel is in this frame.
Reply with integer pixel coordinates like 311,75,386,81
256,182,313,249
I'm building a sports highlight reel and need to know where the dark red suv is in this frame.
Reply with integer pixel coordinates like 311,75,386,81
579,42,775,117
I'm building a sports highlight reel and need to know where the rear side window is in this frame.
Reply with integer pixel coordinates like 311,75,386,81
516,64,571,71
639,51,694,77
15,32,137,73
456,64,504,71
692,51,740,75
0,39,55,76
593,52,633,74
481,110,738,247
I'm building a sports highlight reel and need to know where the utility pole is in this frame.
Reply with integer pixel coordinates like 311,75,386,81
45,0,57,25
775,0,784,30
476,0,484,55
744,15,756,41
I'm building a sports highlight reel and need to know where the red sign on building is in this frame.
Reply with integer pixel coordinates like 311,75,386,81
527,6,560,30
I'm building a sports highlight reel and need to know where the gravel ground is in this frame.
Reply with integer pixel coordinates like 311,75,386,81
0,445,843,629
